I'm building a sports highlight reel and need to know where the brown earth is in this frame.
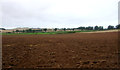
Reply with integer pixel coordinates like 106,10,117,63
2,32,119,68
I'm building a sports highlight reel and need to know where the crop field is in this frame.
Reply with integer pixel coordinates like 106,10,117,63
2,32,119,68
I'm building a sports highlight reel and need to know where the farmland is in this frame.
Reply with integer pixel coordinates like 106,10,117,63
1,30,98,35
2,31,119,68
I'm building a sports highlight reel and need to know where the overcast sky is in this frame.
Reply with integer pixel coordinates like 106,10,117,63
0,0,119,29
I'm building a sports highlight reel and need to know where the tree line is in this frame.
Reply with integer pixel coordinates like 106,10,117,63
14,24,120,33
2,24,120,33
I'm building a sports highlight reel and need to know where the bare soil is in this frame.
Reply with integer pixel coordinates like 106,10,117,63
2,32,119,68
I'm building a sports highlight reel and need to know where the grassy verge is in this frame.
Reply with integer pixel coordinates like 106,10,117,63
1,31,76,35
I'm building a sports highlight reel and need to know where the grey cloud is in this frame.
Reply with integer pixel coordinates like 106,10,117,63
1,0,119,28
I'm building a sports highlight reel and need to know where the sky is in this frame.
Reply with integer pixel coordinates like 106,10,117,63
0,0,119,29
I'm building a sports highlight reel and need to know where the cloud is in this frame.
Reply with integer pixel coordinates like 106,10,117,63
1,0,119,29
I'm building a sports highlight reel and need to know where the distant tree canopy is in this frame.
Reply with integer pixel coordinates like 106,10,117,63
116,24,120,29
22,30,25,33
0,28,6,30
72,28,75,31
107,25,114,30
63,28,66,31
54,28,58,32
77,26,104,30
77,27,86,30
94,26,103,30
43,28,47,32
14,29,42,33
94,26,99,30
26,29,32,33
86,26,93,30
16,30,20,32
9,24,120,33
98,26,103,30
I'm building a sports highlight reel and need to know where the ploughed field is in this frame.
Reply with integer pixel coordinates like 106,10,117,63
2,32,119,68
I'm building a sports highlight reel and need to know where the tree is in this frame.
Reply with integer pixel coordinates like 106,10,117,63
94,26,99,30
86,26,93,30
116,24,120,29
26,29,32,33
99,26,103,30
32,30,36,33
108,25,114,30
34,29,42,33
22,30,25,33
13,31,15,33
54,28,57,32
72,28,75,31
77,27,85,30
63,28,66,31
43,28,47,32
16,30,19,32
0,28,6,30
28,29,32,32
